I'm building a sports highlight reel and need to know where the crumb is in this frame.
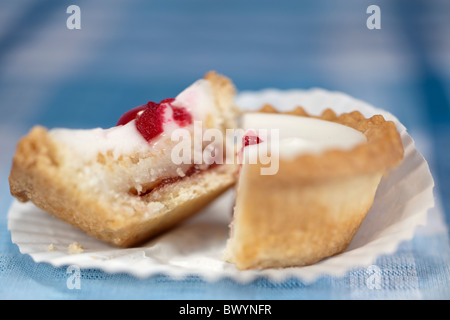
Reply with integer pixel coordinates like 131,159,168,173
176,167,186,177
47,243,57,251
68,242,84,254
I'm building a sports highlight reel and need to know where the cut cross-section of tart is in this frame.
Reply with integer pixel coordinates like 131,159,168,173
9,71,239,247
223,105,404,270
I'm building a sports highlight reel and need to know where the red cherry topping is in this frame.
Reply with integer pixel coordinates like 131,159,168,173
116,104,147,126
117,98,193,142
160,98,175,104
135,101,166,142
237,131,264,166
243,134,263,147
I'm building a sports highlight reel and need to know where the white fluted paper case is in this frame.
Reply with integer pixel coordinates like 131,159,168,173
8,88,435,283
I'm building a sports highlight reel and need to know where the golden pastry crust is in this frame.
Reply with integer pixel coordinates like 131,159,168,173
224,105,404,270
9,72,238,247
9,126,236,247
204,71,240,131
258,104,404,180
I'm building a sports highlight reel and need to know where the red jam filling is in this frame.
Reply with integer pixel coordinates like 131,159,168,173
117,98,193,142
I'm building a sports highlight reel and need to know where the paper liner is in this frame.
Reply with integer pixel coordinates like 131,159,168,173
7,88,435,283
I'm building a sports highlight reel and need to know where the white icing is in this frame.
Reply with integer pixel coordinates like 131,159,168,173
241,113,366,159
49,120,149,160
49,79,216,161
173,79,215,122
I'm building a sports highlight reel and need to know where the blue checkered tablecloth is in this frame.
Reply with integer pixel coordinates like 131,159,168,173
0,0,449,299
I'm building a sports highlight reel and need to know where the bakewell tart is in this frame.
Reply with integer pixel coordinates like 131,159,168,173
9,71,238,247
223,105,404,270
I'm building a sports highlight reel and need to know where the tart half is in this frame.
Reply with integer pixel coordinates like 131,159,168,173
9,71,238,247
223,105,404,270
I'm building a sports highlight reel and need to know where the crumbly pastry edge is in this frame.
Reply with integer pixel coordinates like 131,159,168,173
8,72,239,247
256,104,404,181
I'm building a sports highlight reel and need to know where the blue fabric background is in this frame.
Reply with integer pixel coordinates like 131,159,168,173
0,0,449,299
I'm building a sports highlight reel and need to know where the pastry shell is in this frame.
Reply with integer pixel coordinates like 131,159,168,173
8,72,238,247
224,105,404,270
9,126,237,247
